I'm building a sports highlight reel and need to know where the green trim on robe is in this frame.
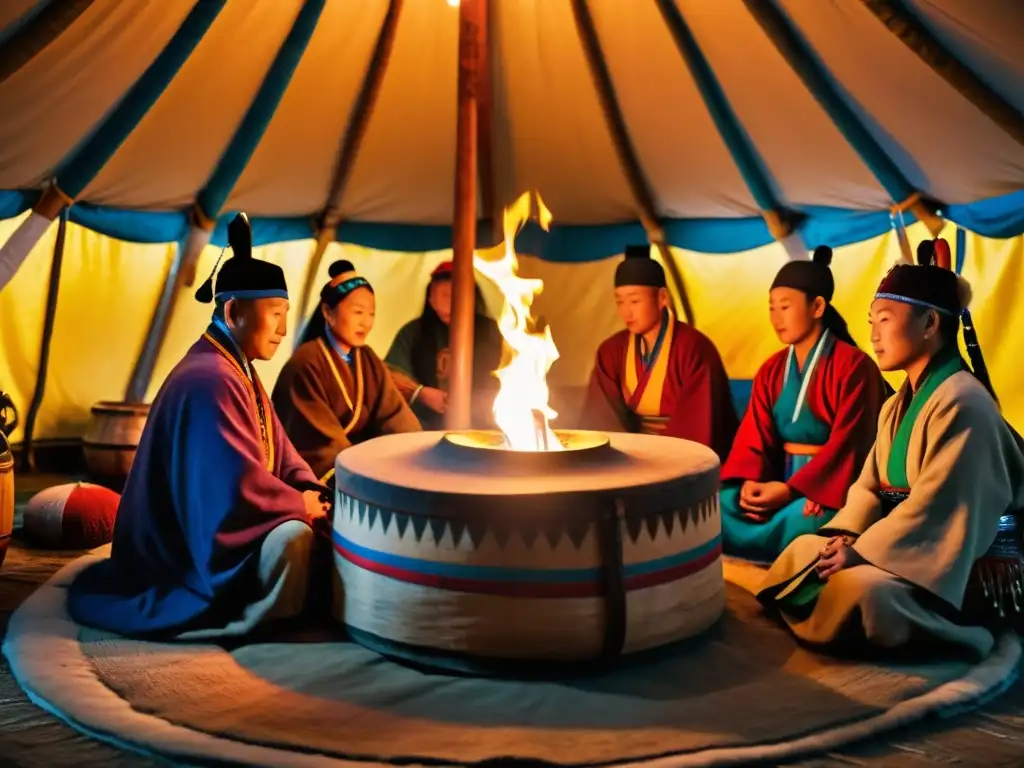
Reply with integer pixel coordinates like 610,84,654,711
773,563,827,619
887,350,965,488
774,348,966,617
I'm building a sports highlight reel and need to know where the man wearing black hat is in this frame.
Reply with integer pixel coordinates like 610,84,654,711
759,238,1024,659
67,213,331,639
580,245,738,459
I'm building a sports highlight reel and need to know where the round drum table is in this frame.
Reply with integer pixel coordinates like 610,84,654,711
330,430,724,675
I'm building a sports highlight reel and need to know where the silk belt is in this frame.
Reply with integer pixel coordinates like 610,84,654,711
782,442,822,456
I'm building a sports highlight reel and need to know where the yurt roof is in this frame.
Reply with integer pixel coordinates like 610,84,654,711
1,0,1022,259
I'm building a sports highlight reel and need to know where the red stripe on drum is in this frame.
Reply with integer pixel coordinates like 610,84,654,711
333,538,721,598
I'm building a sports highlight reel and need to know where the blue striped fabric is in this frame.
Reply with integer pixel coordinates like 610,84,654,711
2,190,1021,259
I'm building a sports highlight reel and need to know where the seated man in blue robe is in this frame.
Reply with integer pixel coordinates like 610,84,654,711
67,213,330,639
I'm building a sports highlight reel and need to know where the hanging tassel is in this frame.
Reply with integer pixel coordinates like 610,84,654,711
966,514,1024,631
194,246,227,304
943,233,998,405
969,558,1023,618
963,307,998,405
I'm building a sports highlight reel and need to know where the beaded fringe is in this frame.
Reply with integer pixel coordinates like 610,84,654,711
968,557,1024,629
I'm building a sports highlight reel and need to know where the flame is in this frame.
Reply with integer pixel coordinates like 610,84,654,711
473,192,562,452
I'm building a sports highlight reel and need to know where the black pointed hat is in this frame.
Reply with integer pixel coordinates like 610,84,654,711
194,213,289,304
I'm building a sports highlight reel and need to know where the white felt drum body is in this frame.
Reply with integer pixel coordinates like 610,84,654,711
332,431,724,671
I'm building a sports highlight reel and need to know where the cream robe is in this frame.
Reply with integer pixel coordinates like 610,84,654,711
758,371,1024,658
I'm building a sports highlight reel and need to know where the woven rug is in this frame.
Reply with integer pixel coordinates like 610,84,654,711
3,551,1020,768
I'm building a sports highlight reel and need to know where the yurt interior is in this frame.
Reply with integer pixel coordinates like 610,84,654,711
2,1,1024,765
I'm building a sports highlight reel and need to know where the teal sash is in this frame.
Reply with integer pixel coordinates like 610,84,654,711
774,330,833,473
766,332,834,611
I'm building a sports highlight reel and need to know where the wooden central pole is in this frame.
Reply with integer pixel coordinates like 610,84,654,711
447,0,483,431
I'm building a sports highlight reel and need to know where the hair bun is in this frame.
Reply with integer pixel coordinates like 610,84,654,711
916,240,935,267
328,259,355,278
955,275,973,310
812,245,833,267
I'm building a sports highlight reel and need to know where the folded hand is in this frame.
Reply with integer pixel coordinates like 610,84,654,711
739,481,793,516
302,490,330,524
803,500,825,517
815,536,863,579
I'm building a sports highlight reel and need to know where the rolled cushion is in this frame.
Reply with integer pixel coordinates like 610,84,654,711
24,482,119,549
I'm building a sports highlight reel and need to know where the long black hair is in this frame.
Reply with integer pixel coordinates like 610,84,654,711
298,260,369,347
410,275,499,388
912,240,997,403
909,302,998,403
810,245,859,349
299,302,329,348
820,303,857,348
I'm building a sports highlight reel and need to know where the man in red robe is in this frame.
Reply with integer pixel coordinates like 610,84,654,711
581,245,738,460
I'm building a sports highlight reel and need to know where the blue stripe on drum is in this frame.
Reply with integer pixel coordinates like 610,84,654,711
332,528,721,583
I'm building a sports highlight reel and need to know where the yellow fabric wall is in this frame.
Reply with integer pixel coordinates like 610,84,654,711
1,214,1021,443
0,218,175,443
668,221,1024,434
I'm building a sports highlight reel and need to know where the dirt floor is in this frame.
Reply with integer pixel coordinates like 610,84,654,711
2,474,1024,767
